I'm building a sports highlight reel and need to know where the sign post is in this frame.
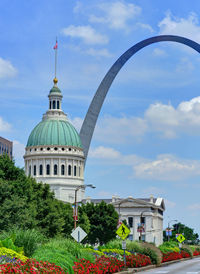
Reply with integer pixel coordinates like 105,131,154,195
71,226,87,243
116,223,130,267
176,234,185,254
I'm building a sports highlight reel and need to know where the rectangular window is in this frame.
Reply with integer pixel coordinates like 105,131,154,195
128,217,133,228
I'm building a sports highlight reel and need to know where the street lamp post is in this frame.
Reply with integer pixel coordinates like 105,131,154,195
167,219,178,241
74,184,95,229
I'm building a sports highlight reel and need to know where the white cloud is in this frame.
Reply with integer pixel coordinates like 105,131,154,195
145,96,200,138
165,199,176,209
73,1,82,13
0,57,17,79
142,186,164,196
158,11,200,44
89,146,200,181
86,48,113,57
188,203,200,211
69,117,83,132
133,154,200,180
94,96,200,143
94,115,147,144
137,23,154,33
89,1,141,30
62,25,108,45
0,117,11,132
90,146,120,159
153,48,168,57
13,140,25,167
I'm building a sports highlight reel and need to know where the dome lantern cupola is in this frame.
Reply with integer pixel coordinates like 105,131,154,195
48,77,63,111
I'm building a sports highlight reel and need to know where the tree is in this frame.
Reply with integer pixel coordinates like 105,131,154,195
163,222,199,244
0,155,74,237
80,201,119,245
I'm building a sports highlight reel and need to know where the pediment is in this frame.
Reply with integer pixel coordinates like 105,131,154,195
113,198,150,208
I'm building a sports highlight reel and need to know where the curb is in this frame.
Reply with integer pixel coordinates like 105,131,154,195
117,255,200,273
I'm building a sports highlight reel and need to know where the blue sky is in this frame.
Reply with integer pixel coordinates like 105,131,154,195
1,0,200,235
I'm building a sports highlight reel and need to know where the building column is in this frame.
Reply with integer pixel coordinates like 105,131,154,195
43,158,45,177
58,158,61,176
51,158,53,175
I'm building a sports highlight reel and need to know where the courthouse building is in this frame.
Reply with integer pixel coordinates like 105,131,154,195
83,195,165,246
24,78,85,203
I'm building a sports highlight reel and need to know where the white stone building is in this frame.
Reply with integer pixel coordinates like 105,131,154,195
83,196,165,246
24,78,85,203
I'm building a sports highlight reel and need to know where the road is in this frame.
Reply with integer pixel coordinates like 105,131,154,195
137,257,200,274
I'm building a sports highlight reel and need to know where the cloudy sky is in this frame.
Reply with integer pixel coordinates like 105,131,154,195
1,0,200,235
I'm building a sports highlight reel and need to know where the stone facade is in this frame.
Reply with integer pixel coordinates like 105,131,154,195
83,196,165,246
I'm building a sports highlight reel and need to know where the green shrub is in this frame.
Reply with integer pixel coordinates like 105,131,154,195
126,240,144,253
182,245,193,257
0,228,46,257
0,247,27,262
32,238,95,274
141,242,162,265
100,239,122,250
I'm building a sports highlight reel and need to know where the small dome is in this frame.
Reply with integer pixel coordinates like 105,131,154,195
49,86,61,94
27,119,82,148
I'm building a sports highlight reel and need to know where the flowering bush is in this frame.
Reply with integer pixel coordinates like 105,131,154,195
73,256,125,274
193,250,200,256
126,254,151,268
0,247,27,262
0,258,66,273
100,248,132,256
0,255,18,265
162,251,190,263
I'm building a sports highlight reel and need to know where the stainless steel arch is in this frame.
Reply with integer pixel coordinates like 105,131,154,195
80,35,200,164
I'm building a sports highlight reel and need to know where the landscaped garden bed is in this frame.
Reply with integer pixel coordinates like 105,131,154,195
0,234,200,273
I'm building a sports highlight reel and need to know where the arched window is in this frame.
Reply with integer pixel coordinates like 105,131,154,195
49,101,52,109
74,166,77,176
33,165,36,176
29,166,31,176
39,164,43,175
61,164,65,175
46,164,50,175
68,165,71,176
57,101,60,109
53,100,56,109
54,164,58,175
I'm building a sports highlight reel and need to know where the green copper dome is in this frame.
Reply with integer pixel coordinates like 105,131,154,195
27,119,82,148
49,86,61,94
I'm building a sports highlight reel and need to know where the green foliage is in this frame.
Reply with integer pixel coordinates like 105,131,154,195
101,239,122,250
164,222,199,244
32,238,95,274
0,155,25,181
0,228,46,257
126,240,144,253
182,245,193,257
141,242,162,265
0,235,23,254
0,155,74,238
0,247,27,262
78,211,91,234
159,241,179,253
79,201,119,245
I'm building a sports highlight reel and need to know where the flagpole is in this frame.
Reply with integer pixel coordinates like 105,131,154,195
55,48,57,78
54,38,58,81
